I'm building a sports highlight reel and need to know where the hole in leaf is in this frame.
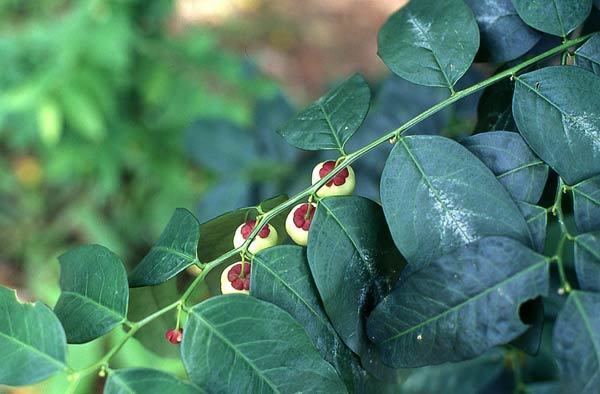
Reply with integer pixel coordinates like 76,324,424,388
518,297,542,325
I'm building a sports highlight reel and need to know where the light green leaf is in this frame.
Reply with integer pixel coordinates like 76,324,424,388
553,291,600,393
512,0,592,37
378,0,479,89
381,135,532,269
54,245,128,344
104,368,203,394
0,286,67,386
513,66,600,185
181,295,347,393
307,196,404,355
277,74,370,152
129,209,200,287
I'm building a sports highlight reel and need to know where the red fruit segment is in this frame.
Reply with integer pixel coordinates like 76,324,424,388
240,219,270,239
292,203,315,231
318,160,349,187
227,263,251,291
165,328,183,344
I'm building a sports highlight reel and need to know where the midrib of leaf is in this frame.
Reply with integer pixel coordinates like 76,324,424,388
316,101,344,151
572,187,600,206
576,237,600,260
252,256,336,339
526,209,547,223
399,139,473,243
110,374,137,394
195,313,280,393
551,0,566,37
497,160,545,179
381,259,547,343
152,246,196,262
0,331,65,369
61,291,125,321
516,78,569,117
572,293,600,363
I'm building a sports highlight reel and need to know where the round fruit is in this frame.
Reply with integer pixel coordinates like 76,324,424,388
165,328,183,344
233,219,278,254
220,262,251,295
311,160,355,197
285,203,317,246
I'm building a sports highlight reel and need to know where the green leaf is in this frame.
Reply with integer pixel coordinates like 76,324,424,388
576,33,600,76
54,245,128,344
553,291,600,393
104,368,203,394
381,135,532,270
367,237,549,367
513,66,600,185
129,209,200,287
475,78,517,132
277,74,370,152
518,201,548,253
512,0,592,37
197,195,288,263
462,131,549,204
0,286,67,386
525,382,561,394
465,0,541,63
574,232,600,292
181,295,347,393
572,175,600,233
251,245,367,392
400,350,505,393
307,196,405,355
378,0,479,89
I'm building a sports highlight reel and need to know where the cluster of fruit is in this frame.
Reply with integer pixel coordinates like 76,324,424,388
220,161,356,295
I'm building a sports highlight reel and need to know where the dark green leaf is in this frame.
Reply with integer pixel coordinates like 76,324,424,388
513,66,600,185
185,119,257,174
512,0,592,37
525,382,561,394
465,0,540,62
367,237,549,367
381,135,532,269
572,174,600,233
181,295,347,393
475,78,517,132
400,350,505,393
462,131,549,204
104,368,203,394
574,232,600,292
54,245,128,343
277,74,370,152
197,195,288,263
576,33,600,76
251,246,367,392
0,286,67,386
307,196,405,354
378,0,479,89
129,209,200,287
518,201,548,253
553,291,600,393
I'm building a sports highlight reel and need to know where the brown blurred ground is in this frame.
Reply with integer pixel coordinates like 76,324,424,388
174,0,408,100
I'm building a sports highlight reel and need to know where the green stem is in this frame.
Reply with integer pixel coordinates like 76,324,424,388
69,32,594,381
